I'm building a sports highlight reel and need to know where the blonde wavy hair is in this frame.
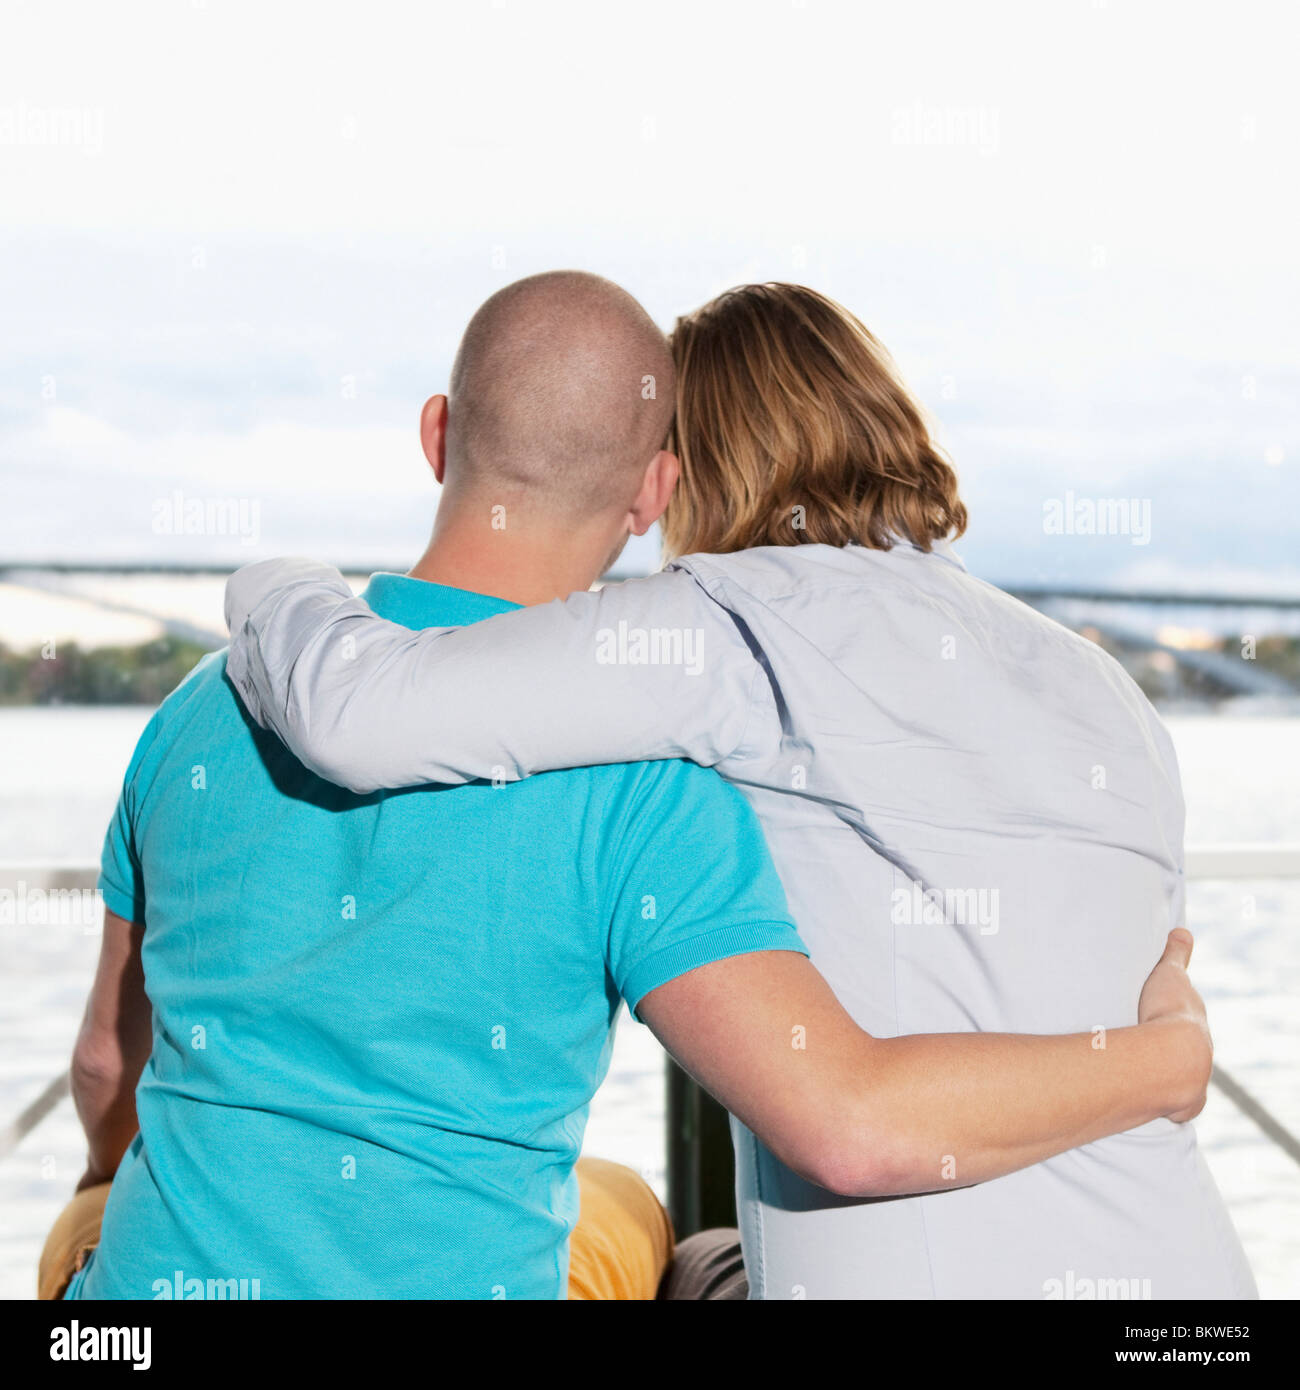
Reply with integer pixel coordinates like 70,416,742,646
662,283,966,559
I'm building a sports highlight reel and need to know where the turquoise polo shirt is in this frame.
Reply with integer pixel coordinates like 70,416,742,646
68,574,804,1300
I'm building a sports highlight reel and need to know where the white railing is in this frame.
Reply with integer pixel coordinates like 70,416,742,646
1185,843,1300,879
3,847,1299,1164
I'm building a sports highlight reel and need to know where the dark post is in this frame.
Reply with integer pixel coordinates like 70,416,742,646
665,1057,737,1239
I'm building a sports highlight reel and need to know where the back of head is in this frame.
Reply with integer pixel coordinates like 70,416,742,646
445,271,675,513
663,283,967,558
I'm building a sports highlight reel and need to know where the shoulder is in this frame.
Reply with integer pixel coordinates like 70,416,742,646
148,647,230,732
594,755,763,849
120,649,234,786
671,543,868,602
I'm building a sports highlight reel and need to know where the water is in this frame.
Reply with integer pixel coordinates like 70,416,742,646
1,708,1296,1299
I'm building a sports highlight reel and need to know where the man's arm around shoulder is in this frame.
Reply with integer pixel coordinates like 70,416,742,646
637,931,1211,1198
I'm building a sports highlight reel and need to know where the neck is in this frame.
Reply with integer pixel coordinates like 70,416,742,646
406,496,619,606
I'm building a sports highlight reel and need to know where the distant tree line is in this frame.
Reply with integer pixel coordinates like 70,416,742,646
0,632,1294,708
0,638,214,706
1250,634,1300,686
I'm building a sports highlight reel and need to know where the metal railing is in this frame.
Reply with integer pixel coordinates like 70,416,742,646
2,851,1298,1236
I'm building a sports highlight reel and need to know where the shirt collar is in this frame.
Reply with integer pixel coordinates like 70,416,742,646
360,572,523,630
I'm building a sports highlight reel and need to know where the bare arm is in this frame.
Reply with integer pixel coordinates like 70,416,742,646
70,909,151,1191
639,929,1211,1197
225,558,761,794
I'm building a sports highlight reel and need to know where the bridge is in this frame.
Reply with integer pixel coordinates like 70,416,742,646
2,564,1297,700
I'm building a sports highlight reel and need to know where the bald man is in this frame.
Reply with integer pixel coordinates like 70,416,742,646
49,272,1213,1302
411,271,680,602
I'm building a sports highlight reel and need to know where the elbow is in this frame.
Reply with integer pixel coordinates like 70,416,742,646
70,1034,124,1103
294,723,381,796
805,1148,897,1200
796,1119,913,1200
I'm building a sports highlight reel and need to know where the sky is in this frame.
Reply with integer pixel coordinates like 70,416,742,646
2,0,1298,591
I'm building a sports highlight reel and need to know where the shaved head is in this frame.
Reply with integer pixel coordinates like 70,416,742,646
444,271,675,511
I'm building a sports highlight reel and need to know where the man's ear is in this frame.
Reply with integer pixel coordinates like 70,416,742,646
627,449,680,537
420,395,449,483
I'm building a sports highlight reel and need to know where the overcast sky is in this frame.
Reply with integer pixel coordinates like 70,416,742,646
2,0,1297,589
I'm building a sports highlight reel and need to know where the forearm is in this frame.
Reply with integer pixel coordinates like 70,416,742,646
70,1050,144,1188
642,948,1208,1199
854,1018,1199,1196
72,910,151,1188
225,559,761,793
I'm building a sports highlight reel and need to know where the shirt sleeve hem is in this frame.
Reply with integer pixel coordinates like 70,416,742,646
620,920,808,1023
98,875,144,925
